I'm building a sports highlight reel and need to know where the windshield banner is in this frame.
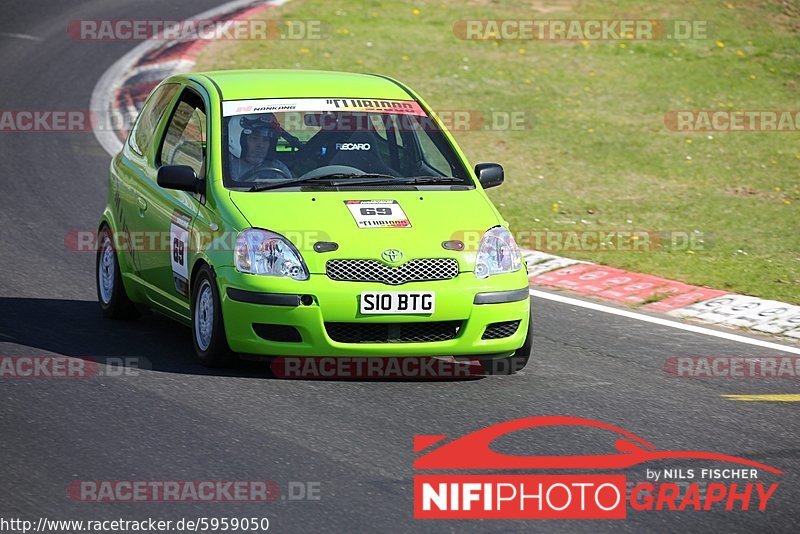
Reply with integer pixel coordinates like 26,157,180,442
223,98,427,117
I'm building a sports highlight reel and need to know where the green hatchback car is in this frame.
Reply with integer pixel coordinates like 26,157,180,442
97,70,531,373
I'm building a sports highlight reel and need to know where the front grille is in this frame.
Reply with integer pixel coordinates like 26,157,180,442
482,320,521,340
326,258,459,285
325,321,462,343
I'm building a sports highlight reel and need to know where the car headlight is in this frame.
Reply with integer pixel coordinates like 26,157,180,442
474,226,522,279
234,229,309,280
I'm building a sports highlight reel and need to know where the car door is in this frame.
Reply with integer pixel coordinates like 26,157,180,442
113,82,180,281
137,86,208,318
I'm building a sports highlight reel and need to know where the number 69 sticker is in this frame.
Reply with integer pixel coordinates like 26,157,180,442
170,211,192,296
344,200,411,228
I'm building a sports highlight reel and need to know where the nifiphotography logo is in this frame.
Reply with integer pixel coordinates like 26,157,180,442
413,416,782,520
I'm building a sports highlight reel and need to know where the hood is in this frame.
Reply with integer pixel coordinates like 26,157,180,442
228,189,503,273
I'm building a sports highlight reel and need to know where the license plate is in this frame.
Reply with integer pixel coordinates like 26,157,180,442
360,291,435,314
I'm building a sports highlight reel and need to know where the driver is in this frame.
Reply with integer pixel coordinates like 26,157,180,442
228,114,292,181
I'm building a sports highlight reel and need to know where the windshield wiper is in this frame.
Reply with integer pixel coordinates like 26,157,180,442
248,173,402,192
325,174,465,186
247,173,464,192
395,176,465,185
246,174,351,192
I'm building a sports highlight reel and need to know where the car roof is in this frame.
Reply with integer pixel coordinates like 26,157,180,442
195,69,413,101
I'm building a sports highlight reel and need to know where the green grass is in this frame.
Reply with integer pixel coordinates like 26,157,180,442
196,0,800,303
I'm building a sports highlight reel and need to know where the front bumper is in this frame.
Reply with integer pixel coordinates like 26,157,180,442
215,266,530,357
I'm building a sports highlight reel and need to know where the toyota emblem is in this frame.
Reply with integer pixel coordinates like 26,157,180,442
381,249,404,264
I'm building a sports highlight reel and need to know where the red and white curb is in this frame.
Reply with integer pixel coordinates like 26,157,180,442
90,0,281,156
88,1,799,348
523,250,800,343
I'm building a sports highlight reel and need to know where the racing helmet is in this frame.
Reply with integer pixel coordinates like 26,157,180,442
228,114,280,159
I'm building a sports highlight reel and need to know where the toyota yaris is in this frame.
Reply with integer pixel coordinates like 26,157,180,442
96,70,531,373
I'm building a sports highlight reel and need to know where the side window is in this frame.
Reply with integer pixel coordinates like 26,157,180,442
128,83,179,156
417,128,451,176
158,90,207,178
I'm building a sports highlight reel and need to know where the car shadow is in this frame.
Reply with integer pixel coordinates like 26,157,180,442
0,297,483,382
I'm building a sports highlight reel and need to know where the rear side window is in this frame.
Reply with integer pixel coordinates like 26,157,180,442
158,89,207,178
128,83,179,156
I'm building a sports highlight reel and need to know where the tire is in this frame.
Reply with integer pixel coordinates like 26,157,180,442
191,265,236,368
482,316,533,375
96,226,139,319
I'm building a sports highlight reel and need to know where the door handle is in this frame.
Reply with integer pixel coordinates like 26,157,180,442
137,197,147,215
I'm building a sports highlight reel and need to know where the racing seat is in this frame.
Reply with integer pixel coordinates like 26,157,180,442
327,130,399,176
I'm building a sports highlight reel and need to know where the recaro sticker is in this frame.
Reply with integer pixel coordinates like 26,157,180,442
345,200,411,228
170,210,192,296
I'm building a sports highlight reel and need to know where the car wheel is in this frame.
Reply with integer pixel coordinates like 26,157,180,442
482,316,533,375
96,226,139,319
191,265,236,368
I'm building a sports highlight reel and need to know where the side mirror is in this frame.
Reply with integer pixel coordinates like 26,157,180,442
475,162,504,189
157,165,202,193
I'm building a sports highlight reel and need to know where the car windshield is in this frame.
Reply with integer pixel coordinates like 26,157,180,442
221,98,472,190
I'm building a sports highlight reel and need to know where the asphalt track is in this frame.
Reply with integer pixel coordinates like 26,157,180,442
0,1,798,532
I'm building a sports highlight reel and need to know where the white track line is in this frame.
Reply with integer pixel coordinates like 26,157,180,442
530,289,800,354
0,32,42,41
